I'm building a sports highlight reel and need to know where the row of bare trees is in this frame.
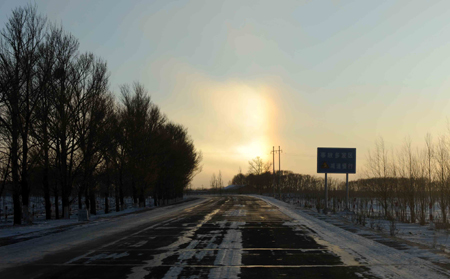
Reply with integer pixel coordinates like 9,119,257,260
230,163,326,202
0,5,201,224
358,135,450,225
210,171,224,194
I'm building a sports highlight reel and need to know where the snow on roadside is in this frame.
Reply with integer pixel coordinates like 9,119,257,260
0,206,151,239
373,218,450,253
282,196,450,253
0,197,207,270
282,196,450,266
254,195,450,279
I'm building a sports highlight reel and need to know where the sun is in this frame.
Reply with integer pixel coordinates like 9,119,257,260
225,83,276,162
236,140,268,160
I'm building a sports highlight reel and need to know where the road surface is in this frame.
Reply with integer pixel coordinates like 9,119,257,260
0,196,380,278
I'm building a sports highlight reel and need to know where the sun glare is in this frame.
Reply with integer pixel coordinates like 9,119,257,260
225,83,276,162
236,140,269,160
202,81,277,164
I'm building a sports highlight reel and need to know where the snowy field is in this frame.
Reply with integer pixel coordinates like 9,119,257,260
255,195,450,279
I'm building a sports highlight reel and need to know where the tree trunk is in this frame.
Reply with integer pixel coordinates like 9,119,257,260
64,205,69,219
21,128,30,224
61,178,66,219
21,179,30,224
89,192,96,215
11,111,20,225
139,188,145,207
120,183,125,211
442,204,447,224
409,199,415,223
62,188,70,219
43,166,51,220
104,194,109,214
115,185,120,212
41,90,52,220
132,180,138,207
153,189,158,207
54,190,59,219
78,190,82,210
13,191,21,225
85,184,90,211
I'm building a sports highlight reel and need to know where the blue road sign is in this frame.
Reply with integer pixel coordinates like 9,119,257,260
317,147,356,174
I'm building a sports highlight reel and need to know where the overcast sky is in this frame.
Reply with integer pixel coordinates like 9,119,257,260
2,0,450,187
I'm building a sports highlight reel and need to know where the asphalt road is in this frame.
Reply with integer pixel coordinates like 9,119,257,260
1,196,377,278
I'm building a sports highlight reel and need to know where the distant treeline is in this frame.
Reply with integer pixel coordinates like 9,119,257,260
0,5,202,224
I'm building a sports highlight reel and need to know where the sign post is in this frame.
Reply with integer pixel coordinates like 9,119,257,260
346,173,349,210
324,173,328,210
317,147,356,213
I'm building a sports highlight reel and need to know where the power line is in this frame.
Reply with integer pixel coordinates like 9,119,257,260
283,152,311,157
278,146,282,173
278,146,282,198
270,146,283,198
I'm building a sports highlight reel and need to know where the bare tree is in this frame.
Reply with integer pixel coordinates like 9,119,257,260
366,137,394,218
74,54,110,215
416,148,428,225
435,135,448,224
217,171,223,195
210,173,217,192
401,137,417,223
248,156,272,175
425,133,435,223
0,4,47,224
120,82,161,206
247,157,272,194
0,151,10,201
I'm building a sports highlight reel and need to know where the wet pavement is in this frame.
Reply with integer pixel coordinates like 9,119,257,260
0,196,377,278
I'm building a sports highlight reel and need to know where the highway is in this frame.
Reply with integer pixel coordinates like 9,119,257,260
1,196,376,278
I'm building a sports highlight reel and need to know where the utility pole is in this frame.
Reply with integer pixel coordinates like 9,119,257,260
271,146,275,197
278,146,282,199
346,173,349,210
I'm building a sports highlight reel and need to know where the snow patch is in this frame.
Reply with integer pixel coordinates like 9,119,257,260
129,240,148,248
127,208,220,279
85,252,129,263
208,221,244,279
224,209,247,217
208,266,240,279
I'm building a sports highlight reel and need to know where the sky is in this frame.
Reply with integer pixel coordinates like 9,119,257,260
2,0,450,188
